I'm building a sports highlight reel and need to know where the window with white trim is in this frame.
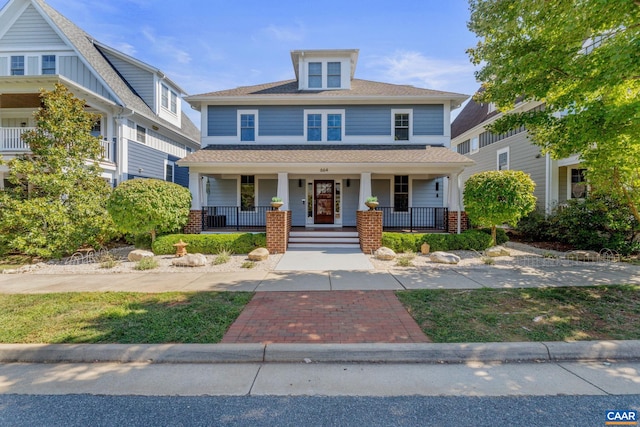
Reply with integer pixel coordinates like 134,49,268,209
497,147,509,170
165,160,175,183
327,62,341,88
42,55,55,74
238,110,258,142
11,56,24,75
161,84,178,114
392,109,412,141
308,62,322,88
304,110,344,142
136,125,146,144
471,136,479,153
394,175,409,212
570,168,587,198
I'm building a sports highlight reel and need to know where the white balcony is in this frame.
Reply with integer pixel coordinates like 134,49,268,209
0,127,115,163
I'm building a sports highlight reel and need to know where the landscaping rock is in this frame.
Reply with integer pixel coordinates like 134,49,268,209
420,243,431,255
565,250,600,262
248,248,269,261
485,245,510,257
171,253,207,267
127,250,155,262
429,251,461,265
375,247,396,260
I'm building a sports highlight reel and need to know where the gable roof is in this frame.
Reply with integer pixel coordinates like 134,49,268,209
450,94,498,139
4,0,199,144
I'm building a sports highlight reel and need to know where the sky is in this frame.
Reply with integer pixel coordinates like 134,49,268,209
15,0,482,125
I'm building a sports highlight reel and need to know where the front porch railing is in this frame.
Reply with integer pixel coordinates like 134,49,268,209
379,207,448,232
202,206,272,231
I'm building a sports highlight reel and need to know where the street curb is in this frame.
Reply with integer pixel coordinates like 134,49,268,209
1,340,639,364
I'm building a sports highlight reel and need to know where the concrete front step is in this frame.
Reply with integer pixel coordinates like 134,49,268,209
288,230,360,249
289,231,358,238
288,243,362,249
289,237,359,244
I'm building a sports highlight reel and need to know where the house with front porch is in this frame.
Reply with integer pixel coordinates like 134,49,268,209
0,0,200,188
179,49,472,250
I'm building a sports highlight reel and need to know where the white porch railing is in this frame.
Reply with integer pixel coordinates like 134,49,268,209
0,127,33,151
0,127,115,163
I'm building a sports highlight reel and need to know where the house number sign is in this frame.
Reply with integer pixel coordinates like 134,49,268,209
320,168,328,172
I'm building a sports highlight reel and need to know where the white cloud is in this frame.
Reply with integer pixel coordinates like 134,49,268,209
263,23,305,42
367,51,477,95
141,27,191,65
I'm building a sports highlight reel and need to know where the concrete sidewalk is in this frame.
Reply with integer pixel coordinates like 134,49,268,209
1,261,638,293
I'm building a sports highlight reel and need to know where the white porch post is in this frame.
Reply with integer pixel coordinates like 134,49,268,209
358,172,372,211
447,172,461,234
277,172,289,210
189,172,202,210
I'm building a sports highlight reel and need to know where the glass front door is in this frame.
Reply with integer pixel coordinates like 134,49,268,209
314,180,334,224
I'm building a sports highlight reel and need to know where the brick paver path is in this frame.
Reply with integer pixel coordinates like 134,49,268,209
221,291,430,344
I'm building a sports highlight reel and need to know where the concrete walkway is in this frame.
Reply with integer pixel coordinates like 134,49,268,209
275,247,374,271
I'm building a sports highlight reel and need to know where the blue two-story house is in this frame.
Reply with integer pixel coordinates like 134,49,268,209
180,49,472,237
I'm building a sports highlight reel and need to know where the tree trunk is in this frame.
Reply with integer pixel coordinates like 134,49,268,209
491,225,497,247
150,229,156,243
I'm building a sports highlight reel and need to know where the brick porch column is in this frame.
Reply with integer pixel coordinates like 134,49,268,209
184,209,203,234
266,210,291,254
357,210,382,254
447,211,469,234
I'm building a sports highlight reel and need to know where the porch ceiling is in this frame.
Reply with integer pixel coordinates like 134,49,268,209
179,144,473,175
0,93,42,109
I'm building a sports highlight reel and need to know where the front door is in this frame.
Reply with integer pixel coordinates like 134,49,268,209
314,180,334,224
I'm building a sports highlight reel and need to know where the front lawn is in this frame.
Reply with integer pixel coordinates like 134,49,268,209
397,285,640,343
0,292,252,344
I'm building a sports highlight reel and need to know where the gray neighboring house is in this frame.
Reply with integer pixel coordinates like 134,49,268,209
179,49,473,233
451,95,586,213
0,0,200,188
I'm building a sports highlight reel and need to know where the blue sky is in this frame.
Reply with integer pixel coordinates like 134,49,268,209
23,0,481,122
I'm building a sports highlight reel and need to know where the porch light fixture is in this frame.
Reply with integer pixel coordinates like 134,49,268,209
346,179,350,187
298,179,303,187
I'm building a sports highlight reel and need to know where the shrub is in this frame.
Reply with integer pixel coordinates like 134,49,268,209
381,229,508,253
134,257,158,271
152,233,266,255
241,261,256,269
213,249,232,265
516,210,558,242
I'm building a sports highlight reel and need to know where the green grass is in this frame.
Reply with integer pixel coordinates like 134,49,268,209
397,285,640,343
0,292,253,344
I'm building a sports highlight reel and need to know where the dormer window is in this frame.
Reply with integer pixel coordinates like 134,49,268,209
327,62,341,88
161,84,178,114
308,62,322,88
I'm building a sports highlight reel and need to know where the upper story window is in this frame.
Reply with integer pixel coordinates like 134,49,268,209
136,125,146,144
497,147,509,170
42,55,56,74
393,110,412,141
305,110,344,142
11,56,24,75
165,160,175,183
327,62,341,88
161,84,178,114
238,110,258,142
308,62,322,88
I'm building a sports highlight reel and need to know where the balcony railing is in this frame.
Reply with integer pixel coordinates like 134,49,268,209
0,127,33,151
202,206,273,231
380,207,448,232
0,127,115,163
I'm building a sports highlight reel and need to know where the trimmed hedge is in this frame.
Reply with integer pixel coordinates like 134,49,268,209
382,229,508,253
152,233,266,255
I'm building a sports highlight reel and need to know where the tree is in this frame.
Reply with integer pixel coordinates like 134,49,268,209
107,179,192,243
463,170,537,245
0,84,116,258
467,0,640,222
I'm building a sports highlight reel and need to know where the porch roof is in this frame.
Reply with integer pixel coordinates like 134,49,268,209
178,144,473,172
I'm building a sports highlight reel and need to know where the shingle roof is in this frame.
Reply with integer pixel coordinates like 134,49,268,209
179,145,473,165
34,0,200,144
450,94,498,139
191,79,468,100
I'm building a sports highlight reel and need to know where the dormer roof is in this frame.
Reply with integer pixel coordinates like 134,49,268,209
290,49,359,81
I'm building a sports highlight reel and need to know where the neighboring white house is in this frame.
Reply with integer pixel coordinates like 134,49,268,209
451,95,585,214
179,49,473,233
0,0,200,189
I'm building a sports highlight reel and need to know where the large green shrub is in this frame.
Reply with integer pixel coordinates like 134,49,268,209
107,179,192,243
463,170,536,245
0,84,117,258
152,233,266,255
382,229,508,253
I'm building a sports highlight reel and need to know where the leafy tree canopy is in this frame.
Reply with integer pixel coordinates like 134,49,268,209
0,83,116,258
467,0,640,221
463,170,537,245
107,178,192,243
